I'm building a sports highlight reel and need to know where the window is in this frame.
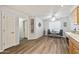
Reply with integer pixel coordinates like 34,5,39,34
48,21,61,32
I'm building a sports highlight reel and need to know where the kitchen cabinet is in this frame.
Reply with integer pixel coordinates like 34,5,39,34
74,6,79,24
69,39,79,54
66,32,79,54
77,6,79,24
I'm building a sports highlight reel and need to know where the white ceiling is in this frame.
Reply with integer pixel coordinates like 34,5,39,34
55,5,76,19
4,5,76,19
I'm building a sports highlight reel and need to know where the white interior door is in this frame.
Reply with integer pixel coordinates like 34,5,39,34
10,16,19,46
24,20,28,38
2,13,12,49
2,12,19,49
8,16,16,46
2,14,8,49
5,16,11,48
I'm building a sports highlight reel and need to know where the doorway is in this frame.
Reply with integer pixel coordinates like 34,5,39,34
19,17,28,43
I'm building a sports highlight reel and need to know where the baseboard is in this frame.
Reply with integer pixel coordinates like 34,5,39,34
14,42,19,46
28,35,43,40
24,37,27,39
0,50,4,52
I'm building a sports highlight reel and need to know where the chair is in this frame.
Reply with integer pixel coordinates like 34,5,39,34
58,29,63,36
48,29,51,34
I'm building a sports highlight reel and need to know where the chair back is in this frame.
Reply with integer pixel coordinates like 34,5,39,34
59,29,63,36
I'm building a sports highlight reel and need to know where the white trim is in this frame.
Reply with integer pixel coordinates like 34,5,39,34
0,49,4,52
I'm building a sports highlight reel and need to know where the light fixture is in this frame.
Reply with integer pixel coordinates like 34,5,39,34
51,17,56,21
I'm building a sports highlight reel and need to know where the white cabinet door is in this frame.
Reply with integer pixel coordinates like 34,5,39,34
2,12,19,49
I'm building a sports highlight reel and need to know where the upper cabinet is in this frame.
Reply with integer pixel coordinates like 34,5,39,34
74,6,79,24
77,6,79,24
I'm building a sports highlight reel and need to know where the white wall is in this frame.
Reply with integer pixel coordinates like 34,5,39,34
60,17,71,32
28,17,43,40
19,17,25,39
43,19,49,35
35,17,43,38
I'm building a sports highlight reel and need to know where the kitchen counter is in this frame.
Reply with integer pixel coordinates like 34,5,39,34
65,32,79,43
65,32,79,54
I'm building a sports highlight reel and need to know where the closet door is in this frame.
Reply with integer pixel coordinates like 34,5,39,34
10,16,19,46
2,12,12,49
2,12,19,49
1,12,5,49
7,15,16,47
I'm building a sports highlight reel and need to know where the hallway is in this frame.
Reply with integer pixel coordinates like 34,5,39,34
0,36,69,54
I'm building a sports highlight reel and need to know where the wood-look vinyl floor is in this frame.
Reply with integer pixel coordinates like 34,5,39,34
0,36,69,54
